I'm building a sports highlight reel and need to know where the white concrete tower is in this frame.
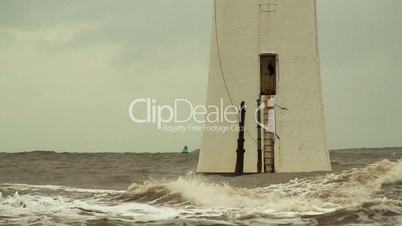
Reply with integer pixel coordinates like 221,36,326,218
197,0,331,173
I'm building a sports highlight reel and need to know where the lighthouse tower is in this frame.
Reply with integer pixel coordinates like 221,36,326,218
197,0,331,173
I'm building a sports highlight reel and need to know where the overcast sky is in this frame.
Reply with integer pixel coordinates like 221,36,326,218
0,0,401,152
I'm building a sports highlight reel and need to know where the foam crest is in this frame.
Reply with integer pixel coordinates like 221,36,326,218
122,159,402,215
0,190,182,225
121,176,263,208
1,159,400,225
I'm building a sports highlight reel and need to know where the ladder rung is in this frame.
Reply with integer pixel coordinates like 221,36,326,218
264,166,274,172
265,152,273,158
265,159,274,164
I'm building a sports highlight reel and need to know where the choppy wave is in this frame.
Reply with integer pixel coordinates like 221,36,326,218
122,159,402,206
1,159,401,225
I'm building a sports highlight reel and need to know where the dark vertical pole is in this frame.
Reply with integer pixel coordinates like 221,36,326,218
235,101,246,175
257,98,262,173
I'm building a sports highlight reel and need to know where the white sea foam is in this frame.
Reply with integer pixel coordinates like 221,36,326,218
1,159,401,225
0,183,125,194
0,190,184,225
124,159,402,211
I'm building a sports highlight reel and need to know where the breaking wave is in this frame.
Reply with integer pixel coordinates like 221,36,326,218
1,159,401,225
118,159,402,224
122,159,402,208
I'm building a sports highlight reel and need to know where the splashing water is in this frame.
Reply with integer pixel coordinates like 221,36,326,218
1,159,402,225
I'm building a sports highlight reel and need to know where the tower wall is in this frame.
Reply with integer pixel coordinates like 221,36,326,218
197,0,331,173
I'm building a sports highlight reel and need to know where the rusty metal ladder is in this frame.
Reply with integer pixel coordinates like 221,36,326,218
263,98,275,173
